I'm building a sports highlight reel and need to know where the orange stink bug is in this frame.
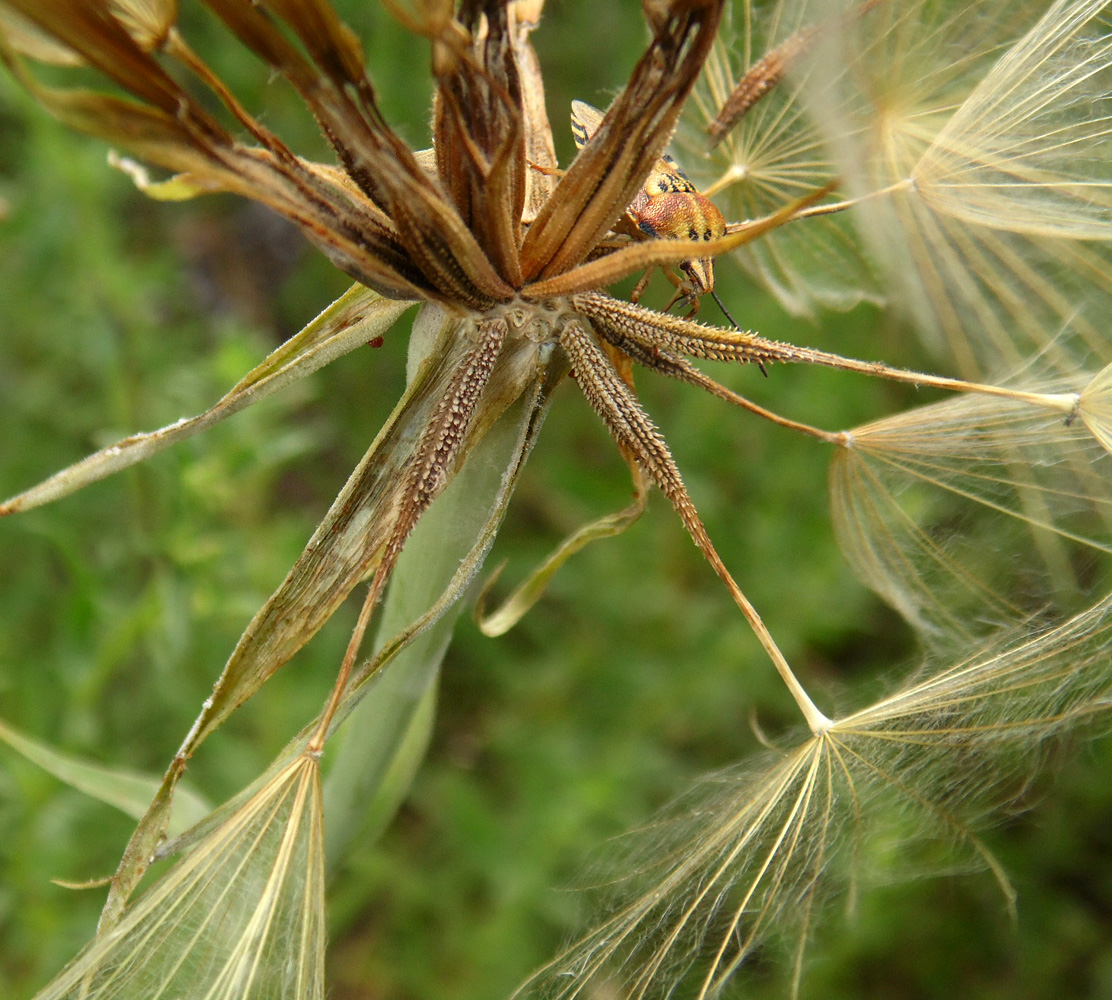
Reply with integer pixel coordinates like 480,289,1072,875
571,100,736,324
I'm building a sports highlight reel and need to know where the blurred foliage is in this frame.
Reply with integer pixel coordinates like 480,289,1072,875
0,3,1109,999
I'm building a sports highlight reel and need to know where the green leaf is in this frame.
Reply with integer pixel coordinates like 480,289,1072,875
0,284,413,515
323,340,560,862
475,462,646,637
0,716,211,838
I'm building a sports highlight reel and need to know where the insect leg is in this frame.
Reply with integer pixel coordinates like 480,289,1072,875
631,267,657,304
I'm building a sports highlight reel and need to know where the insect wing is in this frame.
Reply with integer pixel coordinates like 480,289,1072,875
570,99,605,149
643,154,698,197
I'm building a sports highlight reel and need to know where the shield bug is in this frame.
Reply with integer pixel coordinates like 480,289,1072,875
571,100,735,323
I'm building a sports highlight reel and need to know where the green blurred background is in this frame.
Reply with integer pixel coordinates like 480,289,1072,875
1,2,1111,998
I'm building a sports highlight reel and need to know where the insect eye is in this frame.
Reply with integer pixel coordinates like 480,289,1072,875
679,261,693,273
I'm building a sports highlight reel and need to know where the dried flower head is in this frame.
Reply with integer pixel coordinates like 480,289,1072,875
0,0,852,761
4,0,1112,998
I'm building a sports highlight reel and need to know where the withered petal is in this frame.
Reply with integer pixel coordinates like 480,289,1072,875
433,1,526,286
204,0,511,304
520,0,725,283
3,0,214,129
508,0,558,221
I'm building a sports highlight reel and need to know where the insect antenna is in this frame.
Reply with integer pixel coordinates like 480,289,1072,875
710,288,763,373
709,287,739,327
711,289,756,351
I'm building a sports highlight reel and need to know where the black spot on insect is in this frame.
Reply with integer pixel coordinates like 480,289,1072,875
704,230,712,240
659,181,669,192
688,228,698,240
